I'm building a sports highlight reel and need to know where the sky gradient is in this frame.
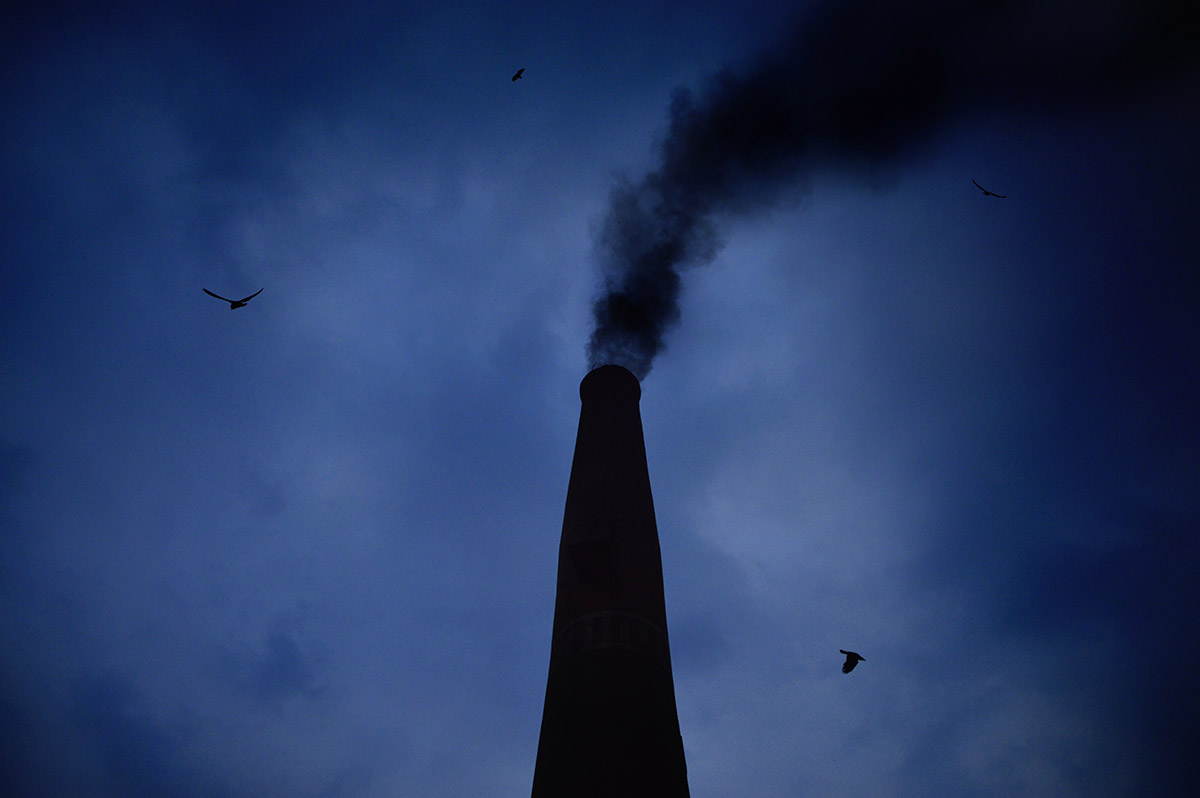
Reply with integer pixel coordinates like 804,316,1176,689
2,1,1198,795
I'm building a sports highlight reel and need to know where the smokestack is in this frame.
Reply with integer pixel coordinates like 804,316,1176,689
532,365,689,797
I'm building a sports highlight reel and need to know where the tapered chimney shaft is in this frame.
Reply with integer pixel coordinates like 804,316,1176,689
532,365,689,797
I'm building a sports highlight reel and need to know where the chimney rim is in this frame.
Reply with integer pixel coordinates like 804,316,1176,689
580,364,641,403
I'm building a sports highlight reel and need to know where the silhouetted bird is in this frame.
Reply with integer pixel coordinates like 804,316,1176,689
972,178,1007,198
840,650,865,674
512,68,525,81
203,287,263,309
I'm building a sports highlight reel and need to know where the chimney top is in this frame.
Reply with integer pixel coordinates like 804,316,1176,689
581,364,641,404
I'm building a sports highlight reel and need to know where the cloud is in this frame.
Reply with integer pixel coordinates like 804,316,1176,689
68,671,229,798
219,610,329,710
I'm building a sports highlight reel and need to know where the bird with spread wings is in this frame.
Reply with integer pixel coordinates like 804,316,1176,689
972,178,1007,198
511,68,525,81
203,287,263,309
840,650,865,673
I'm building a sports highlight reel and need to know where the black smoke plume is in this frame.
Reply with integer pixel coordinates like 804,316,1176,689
587,0,1196,378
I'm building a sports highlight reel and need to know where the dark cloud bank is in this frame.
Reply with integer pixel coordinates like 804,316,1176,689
587,0,1197,378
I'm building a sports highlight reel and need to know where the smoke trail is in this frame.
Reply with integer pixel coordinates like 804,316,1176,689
587,0,1196,378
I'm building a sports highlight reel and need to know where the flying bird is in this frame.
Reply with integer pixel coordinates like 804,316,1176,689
511,68,525,81
203,287,263,309
972,178,1007,198
840,650,865,674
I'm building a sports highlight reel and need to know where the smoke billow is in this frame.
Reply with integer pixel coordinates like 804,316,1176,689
587,0,1196,378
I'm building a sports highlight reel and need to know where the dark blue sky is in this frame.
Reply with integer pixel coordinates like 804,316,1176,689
2,1,1197,795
